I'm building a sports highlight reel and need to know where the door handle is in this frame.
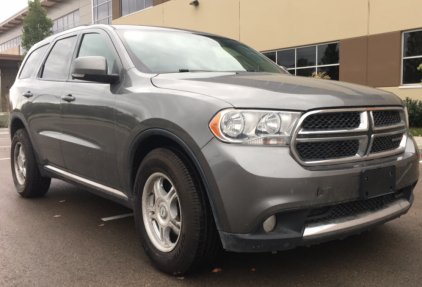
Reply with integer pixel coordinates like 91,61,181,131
23,91,33,98
61,94,75,102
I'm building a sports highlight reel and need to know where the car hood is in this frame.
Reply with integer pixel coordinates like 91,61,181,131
151,72,403,111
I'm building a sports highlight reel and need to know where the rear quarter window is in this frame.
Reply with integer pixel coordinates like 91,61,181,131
19,45,48,79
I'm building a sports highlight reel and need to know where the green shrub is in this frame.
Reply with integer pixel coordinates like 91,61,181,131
404,97,422,127
0,113,9,128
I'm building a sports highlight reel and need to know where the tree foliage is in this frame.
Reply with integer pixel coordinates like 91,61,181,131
21,0,53,58
311,71,331,80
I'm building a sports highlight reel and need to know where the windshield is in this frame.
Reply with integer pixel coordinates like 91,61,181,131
116,30,285,74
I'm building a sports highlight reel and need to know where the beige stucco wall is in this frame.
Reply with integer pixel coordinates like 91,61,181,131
378,87,422,101
114,0,422,52
0,46,20,55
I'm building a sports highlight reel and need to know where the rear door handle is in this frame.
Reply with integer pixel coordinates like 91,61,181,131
61,94,75,102
23,91,33,98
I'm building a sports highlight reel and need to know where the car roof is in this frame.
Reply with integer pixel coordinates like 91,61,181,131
30,24,230,52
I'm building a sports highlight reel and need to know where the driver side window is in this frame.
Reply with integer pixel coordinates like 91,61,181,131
77,33,117,75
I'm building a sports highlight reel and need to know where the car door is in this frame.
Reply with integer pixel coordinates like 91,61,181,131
60,29,122,189
20,34,78,168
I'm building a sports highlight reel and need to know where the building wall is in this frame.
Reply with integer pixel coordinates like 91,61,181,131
113,0,422,100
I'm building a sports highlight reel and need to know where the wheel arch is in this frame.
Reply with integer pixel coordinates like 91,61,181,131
127,128,228,231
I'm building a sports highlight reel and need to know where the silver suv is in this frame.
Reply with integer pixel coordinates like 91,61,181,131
8,25,420,275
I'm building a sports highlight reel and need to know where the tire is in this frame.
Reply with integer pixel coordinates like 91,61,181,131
133,148,220,275
11,129,51,198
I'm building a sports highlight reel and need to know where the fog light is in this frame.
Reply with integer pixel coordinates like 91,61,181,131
263,215,277,233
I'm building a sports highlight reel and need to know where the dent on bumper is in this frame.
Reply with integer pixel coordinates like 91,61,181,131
202,137,420,235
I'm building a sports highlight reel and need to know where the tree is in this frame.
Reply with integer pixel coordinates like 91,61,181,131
21,0,53,59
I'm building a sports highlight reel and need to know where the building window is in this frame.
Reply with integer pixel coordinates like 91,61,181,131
402,29,422,85
263,42,340,80
122,0,153,17
93,0,112,24
0,36,22,54
53,10,80,34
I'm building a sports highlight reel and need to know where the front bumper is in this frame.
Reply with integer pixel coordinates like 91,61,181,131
201,135,419,252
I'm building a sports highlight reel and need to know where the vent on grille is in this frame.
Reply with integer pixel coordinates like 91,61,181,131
306,193,397,224
302,112,361,131
370,133,403,153
296,140,359,161
373,110,401,127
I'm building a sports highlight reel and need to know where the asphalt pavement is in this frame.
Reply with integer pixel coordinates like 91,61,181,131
1,128,422,287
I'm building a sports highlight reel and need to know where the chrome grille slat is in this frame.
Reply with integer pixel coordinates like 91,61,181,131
291,107,407,166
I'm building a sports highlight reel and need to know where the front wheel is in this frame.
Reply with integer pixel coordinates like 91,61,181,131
133,148,220,275
11,129,51,198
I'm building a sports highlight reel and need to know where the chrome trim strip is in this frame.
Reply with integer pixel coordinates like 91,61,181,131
298,109,369,135
366,129,407,158
303,199,410,239
44,165,128,200
370,108,407,131
294,136,368,166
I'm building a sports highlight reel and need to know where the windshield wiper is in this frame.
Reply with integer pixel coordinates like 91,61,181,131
178,69,219,73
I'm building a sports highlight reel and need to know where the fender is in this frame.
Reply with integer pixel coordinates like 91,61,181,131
126,128,230,232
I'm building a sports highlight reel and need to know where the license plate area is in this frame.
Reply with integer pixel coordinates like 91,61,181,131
360,166,396,199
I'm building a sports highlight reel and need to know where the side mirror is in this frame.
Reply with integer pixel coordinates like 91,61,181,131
71,56,119,84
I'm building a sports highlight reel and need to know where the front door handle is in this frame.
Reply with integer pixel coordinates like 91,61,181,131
23,91,33,98
61,94,75,102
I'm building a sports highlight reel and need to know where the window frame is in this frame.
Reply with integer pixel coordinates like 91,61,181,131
93,0,112,25
121,0,153,17
68,28,123,83
37,32,80,82
18,44,49,79
401,28,422,86
262,41,340,78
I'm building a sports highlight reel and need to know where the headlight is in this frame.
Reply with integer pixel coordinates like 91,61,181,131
209,109,301,146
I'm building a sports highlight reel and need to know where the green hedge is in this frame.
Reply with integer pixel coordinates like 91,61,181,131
0,113,8,128
404,97,422,127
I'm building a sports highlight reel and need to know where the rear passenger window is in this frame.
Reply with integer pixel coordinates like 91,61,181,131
78,33,117,74
41,36,77,80
19,45,48,79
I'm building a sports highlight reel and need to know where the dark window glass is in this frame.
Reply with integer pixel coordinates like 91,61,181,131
296,68,315,77
20,45,48,79
42,36,77,80
288,69,295,75
262,52,276,63
297,46,316,67
78,33,117,74
117,30,285,74
317,65,339,81
277,49,295,68
403,58,422,84
318,43,339,65
403,31,422,57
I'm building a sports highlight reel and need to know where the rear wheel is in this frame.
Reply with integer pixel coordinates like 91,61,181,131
11,129,51,198
133,148,220,275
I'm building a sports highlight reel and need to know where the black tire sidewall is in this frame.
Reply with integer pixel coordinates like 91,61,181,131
133,148,203,275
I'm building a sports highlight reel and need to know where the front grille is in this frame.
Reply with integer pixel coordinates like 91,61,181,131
293,108,406,165
296,140,359,161
373,110,401,127
302,112,361,131
306,193,397,224
370,133,403,153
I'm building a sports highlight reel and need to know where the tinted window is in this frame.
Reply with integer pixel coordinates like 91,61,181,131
277,49,295,68
318,43,339,65
42,36,77,80
262,52,276,63
20,45,48,79
402,30,422,84
297,46,316,67
77,33,117,74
